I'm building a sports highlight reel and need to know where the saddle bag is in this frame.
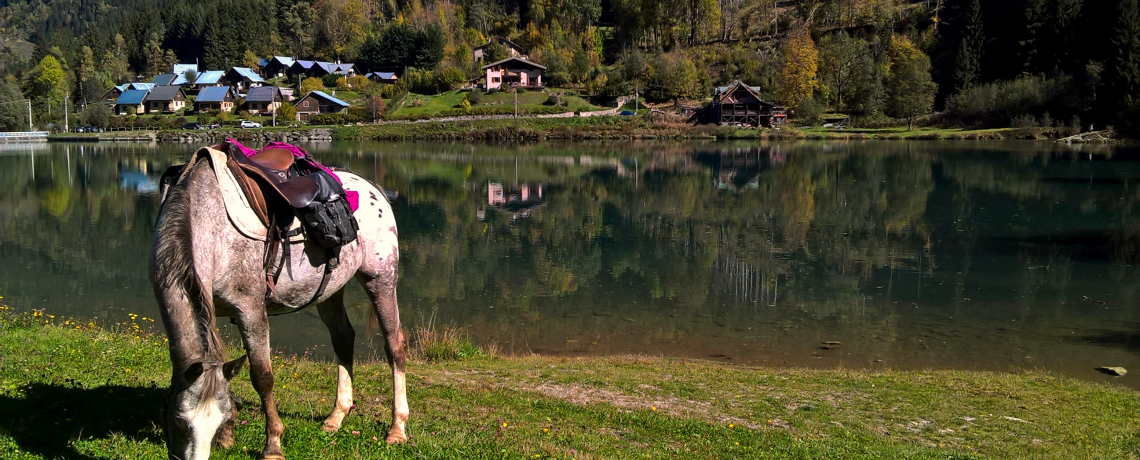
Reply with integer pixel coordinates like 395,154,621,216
298,170,359,249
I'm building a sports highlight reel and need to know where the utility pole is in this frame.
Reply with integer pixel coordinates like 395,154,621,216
64,92,69,133
27,100,33,131
514,89,518,118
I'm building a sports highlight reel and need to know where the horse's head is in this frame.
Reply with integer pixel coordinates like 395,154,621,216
162,356,246,460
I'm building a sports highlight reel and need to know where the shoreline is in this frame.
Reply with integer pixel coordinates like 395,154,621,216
1,306,1136,459
46,117,1123,144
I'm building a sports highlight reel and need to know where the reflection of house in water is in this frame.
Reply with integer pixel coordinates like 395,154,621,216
119,160,159,194
479,182,545,221
695,147,785,192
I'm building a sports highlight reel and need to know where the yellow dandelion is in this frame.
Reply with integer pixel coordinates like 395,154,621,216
729,424,734,428
651,406,657,411
502,422,508,427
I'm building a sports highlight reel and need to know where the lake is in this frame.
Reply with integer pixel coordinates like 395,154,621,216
1,140,1136,389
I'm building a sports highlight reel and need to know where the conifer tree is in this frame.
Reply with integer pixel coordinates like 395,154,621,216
1109,0,1140,108
953,0,983,93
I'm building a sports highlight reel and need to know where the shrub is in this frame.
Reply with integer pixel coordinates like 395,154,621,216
308,112,365,125
322,73,341,88
545,95,563,106
276,104,297,122
300,77,324,95
467,88,484,104
335,77,352,91
174,117,188,126
947,75,1081,128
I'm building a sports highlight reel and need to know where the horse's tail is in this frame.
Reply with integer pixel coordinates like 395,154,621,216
153,163,226,363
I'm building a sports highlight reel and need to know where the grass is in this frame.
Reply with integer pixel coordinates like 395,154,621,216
1,305,1137,459
389,89,604,118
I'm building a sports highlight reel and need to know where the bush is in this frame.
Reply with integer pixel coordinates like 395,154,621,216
947,75,1082,128
308,112,366,125
335,77,352,91
545,95,563,106
794,98,826,125
467,88,484,105
276,104,297,123
516,87,528,94
322,73,341,88
174,117,188,126
300,77,324,95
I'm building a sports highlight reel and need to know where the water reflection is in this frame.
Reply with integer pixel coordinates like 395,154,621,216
0,141,1137,389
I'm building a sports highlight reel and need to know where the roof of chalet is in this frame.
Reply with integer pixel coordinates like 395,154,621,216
170,73,190,85
481,57,546,71
151,74,177,86
128,82,155,91
145,85,186,102
173,63,198,75
366,72,397,80
116,89,149,105
196,86,234,103
194,70,225,85
228,67,265,82
267,56,295,68
292,60,318,70
245,86,283,102
299,90,350,108
713,81,778,106
258,58,269,67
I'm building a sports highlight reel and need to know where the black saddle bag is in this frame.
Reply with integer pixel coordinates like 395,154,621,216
298,170,359,249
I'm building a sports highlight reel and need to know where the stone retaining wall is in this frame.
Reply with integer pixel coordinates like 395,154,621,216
156,129,333,144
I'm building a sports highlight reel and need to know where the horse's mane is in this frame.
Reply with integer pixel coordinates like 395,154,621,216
154,161,227,403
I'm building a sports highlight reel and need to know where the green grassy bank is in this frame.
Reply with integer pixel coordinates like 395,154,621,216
1,306,1136,459
333,118,1077,142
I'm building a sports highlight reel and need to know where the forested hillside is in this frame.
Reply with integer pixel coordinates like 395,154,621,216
1,0,1139,132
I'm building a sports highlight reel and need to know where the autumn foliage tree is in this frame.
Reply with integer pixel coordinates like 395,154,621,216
779,27,819,110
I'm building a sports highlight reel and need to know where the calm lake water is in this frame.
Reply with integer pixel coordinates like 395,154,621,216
1,140,1137,389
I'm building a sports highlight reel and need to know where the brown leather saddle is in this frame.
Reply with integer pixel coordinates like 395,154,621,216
225,144,322,228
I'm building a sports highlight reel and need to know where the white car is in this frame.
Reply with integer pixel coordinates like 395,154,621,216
240,120,262,128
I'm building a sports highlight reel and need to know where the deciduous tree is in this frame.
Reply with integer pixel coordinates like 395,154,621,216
884,36,936,129
779,27,819,109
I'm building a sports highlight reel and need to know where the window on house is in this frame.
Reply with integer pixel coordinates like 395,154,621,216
492,77,500,83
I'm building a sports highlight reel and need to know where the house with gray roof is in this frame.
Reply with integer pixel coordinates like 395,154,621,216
195,86,236,112
144,85,188,113
114,89,149,115
245,86,285,114
295,90,350,121
224,67,265,91
365,72,398,84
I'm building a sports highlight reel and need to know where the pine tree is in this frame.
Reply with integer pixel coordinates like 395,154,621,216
1109,0,1140,108
953,0,983,92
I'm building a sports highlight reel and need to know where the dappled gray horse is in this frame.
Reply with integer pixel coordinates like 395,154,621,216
150,147,406,460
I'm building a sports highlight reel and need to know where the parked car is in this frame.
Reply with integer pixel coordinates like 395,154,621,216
208,123,221,129
619,110,636,116
183,122,203,130
240,120,262,128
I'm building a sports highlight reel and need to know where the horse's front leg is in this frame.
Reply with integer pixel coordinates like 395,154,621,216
316,290,355,432
236,308,286,459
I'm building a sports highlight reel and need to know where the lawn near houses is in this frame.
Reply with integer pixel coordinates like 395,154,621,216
1,305,1136,459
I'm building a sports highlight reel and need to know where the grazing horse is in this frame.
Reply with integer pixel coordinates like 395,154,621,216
150,149,407,460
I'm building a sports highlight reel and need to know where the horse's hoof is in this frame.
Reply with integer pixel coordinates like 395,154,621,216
261,447,285,460
385,432,407,444
322,421,341,433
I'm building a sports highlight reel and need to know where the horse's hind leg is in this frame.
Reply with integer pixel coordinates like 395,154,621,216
316,290,356,432
235,307,286,459
357,270,408,443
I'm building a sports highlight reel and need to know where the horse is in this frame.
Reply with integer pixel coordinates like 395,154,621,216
149,146,407,460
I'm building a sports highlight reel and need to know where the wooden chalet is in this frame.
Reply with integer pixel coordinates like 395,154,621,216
195,86,236,112
365,72,398,84
294,90,349,121
262,56,295,78
482,57,546,90
114,89,149,115
710,81,786,127
245,86,285,114
224,67,265,91
143,85,188,113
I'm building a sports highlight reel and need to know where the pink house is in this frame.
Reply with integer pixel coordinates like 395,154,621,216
482,57,546,90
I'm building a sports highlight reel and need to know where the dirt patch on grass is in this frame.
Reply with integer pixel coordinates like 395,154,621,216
527,382,761,429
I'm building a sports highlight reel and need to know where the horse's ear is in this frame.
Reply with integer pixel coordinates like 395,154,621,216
182,362,205,386
223,355,247,381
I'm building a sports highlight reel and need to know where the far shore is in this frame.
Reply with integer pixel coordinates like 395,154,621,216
45,117,1122,144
